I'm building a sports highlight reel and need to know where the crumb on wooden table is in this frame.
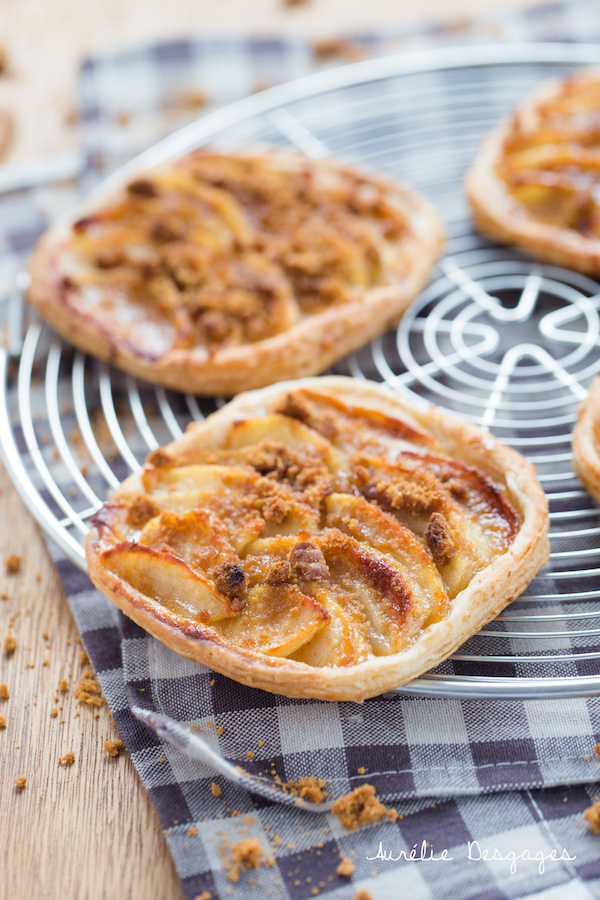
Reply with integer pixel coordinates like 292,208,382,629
5,553,22,574
331,785,387,831
59,751,75,767
74,670,104,708
104,739,124,757
79,650,89,666
59,678,68,692
283,0,309,5
0,714,6,730
211,782,222,798
585,801,600,833
15,775,26,789
337,858,354,877
5,633,16,654
50,708,58,718
0,683,9,700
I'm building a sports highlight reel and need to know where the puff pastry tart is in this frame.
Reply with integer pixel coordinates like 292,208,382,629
466,71,600,275
573,375,600,501
86,376,549,701
28,151,443,395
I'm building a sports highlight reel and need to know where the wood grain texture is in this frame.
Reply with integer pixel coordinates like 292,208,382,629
0,0,551,163
0,1,546,898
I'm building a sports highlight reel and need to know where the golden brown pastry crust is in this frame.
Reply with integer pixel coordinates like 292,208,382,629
573,375,600,500
466,71,600,275
86,376,549,701
28,151,444,395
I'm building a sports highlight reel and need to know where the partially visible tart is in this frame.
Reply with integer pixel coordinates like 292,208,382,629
28,150,443,395
86,376,550,701
573,375,600,501
466,71,600,275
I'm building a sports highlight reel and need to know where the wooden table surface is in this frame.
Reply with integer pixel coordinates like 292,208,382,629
0,1,550,898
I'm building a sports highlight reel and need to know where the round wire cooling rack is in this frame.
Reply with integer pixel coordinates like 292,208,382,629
3,43,600,700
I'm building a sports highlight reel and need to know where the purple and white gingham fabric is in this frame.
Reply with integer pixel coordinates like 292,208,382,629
3,3,600,897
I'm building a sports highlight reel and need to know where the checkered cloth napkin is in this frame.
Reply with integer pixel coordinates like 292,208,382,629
4,2,600,898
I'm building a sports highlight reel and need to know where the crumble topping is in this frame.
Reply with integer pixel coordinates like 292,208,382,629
425,512,456,567
331,785,387,831
213,561,246,607
127,494,159,527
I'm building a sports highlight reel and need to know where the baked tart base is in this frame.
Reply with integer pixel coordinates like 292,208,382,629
28,150,443,395
86,376,550,701
573,375,600,501
466,70,600,275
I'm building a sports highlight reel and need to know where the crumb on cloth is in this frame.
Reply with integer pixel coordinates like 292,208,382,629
585,801,600,833
285,776,327,803
227,838,265,882
331,785,387,831
337,858,354,877
210,782,222,798
352,892,372,900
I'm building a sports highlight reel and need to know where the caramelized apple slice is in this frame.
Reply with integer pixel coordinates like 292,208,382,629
101,543,236,622
218,584,329,656
290,588,371,667
324,493,448,626
139,508,237,576
272,388,438,458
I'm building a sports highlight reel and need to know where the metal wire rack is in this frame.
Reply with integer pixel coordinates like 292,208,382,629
3,43,600,700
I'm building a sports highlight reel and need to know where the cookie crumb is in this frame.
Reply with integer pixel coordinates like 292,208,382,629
59,751,75,767
50,709,58,718
313,38,365,62
352,892,372,900
337,858,354,877
331,785,387,831
104,739,124,757
216,725,224,736
74,670,104,708
357,766,365,774
585,801,600,833
0,683,8,700
194,893,212,900
246,750,255,759
59,678,68,692
5,633,16,654
79,651,89,666
387,808,400,822
5,553,21,574
15,775,26,789
285,777,327,803
231,838,263,870
211,782,222,798
595,743,600,760
0,714,6,729
188,826,198,836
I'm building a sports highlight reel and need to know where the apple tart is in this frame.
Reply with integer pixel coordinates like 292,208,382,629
573,375,600,501
86,377,549,701
466,70,600,275
28,151,443,395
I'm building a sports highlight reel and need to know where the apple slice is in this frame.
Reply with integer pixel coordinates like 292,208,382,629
218,583,329,657
101,543,236,622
